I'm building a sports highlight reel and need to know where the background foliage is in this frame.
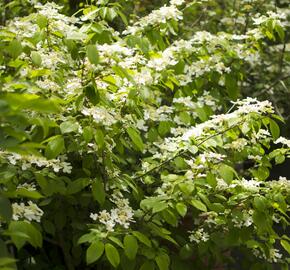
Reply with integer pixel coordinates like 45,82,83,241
0,0,290,269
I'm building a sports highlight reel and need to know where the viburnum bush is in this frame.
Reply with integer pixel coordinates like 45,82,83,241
0,0,289,269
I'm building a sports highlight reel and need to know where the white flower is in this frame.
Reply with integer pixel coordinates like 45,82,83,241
90,213,98,221
189,228,210,243
90,192,134,232
231,178,261,192
123,5,183,35
136,119,148,131
81,107,118,126
274,137,290,148
12,201,43,223
170,0,185,6
17,183,36,191
1,151,72,174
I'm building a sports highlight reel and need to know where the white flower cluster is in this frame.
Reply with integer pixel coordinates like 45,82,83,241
274,137,290,148
6,19,38,38
224,138,248,152
35,2,78,24
1,151,72,173
17,183,37,191
12,201,44,223
170,0,185,6
98,42,134,57
253,248,282,263
230,178,262,192
199,152,226,164
81,106,118,127
144,106,173,122
189,228,210,243
232,210,253,228
90,194,134,232
123,4,183,35
183,98,273,140
268,176,290,190
253,11,287,27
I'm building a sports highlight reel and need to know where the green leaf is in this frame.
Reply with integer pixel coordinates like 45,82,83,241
140,261,155,270
9,221,42,249
191,199,207,212
253,196,267,212
0,196,12,222
275,24,285,41
158,121,171,137
92,178,105,205
108,236,124,248
86,240,104,265
0,257,17,267
219,164,234,184
176,203,187,217
124,235,138,260
109,236,124,248
281,239,290,255
78,233,94,244
196,107,208,122
67,178,90,195
269,119,280,140
60,121,79,134
126,127,144,152
83,127,94,142
15,188,44,199
252,210,271,233
206,173,217,188
45,135,65,159
7,40,22,59
155,253,170,270
132,231,152,247
105,243,120,268
275,154,285,164
36,14,48,28
87,45,99,66
225,74,239,100
31,51,42,66
162,209,178,226
178,183,195,195
94,129,105,149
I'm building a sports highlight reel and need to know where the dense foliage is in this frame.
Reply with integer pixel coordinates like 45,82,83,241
0,0,290,269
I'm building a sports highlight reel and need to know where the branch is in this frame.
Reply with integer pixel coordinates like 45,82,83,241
254,74,290,97
133,121,243,180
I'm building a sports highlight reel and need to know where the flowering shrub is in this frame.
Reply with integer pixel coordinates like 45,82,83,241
0,0,289,269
